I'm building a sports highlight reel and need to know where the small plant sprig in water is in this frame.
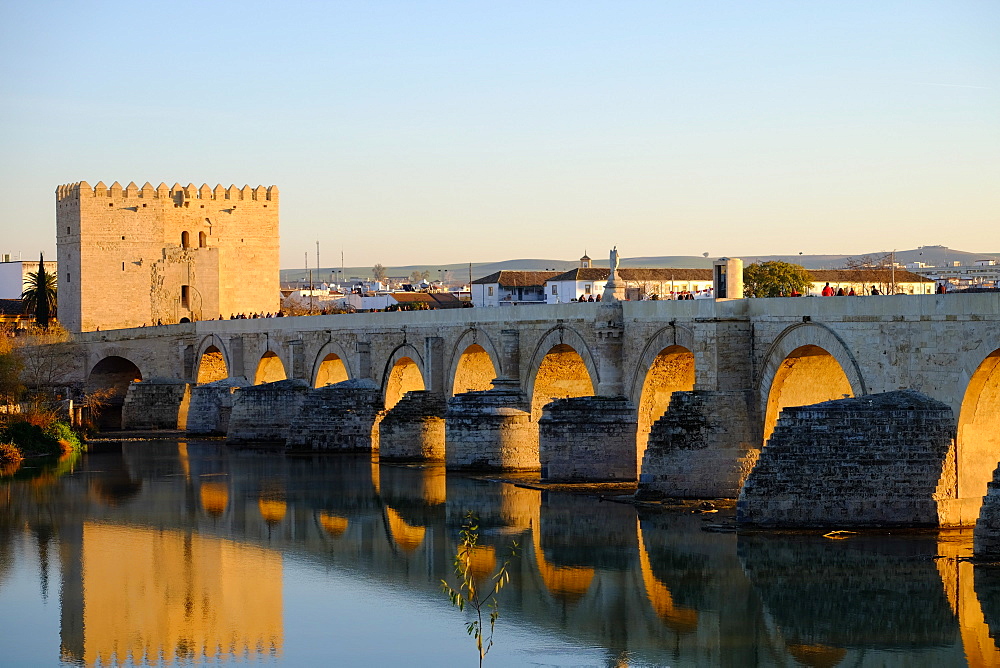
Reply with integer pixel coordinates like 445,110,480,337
441,511,517,667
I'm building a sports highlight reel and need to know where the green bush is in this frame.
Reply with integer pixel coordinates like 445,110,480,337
0,418,81,457
1,421,60,457
47,420,82,451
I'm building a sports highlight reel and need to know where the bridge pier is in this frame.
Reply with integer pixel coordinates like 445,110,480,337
379,391,447,461
187,377,250,436
737,391,956,528
974,465,1000,557
637,390,758,499
539,396,637,481
226,379,310,446
445,389,538,470
122,379,191,430
285,380,383,452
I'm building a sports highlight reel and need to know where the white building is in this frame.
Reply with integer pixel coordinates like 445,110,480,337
806,269,935,295
470,271,561,307
909,260,1000,290
0,259,58,300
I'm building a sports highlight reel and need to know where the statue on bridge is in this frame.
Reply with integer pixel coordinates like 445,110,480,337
603,246,626,302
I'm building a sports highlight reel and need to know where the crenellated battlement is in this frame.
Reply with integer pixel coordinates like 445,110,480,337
56,181,279,202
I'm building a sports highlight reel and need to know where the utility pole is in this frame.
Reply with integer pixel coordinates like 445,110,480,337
316,240,321,279
891,249,896,295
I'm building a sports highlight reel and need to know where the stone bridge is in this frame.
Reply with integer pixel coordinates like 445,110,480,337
44,294,1000,528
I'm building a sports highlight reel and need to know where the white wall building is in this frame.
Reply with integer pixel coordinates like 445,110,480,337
470,271,561,307
909,260,1000,290
0,260,57,300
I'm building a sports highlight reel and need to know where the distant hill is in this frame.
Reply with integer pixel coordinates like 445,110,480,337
280,246,1000,283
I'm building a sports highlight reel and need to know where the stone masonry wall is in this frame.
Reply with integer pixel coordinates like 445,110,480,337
186,377,250,435
539,396,637,481
227,379,309,445
638,390,758,499
284,380,383,452
973,465,1000,557
121,379,190,430
379,390,447,461
737,391,956,528
445,389,538,470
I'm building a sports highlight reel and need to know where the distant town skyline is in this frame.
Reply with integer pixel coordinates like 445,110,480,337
1,1,997,267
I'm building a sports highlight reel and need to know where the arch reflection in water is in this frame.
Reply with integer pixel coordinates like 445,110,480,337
60,523,282,666
936,534,1000,667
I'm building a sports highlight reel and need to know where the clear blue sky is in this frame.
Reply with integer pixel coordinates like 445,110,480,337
1,1,997,268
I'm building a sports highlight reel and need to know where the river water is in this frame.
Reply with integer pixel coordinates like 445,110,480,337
0,440,996,667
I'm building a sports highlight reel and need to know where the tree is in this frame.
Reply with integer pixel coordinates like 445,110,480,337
743,261,812,298
22,252,57,329
13,325,76,393
842,253,900,295
372,263,388,283
0,332,25,405
409,270,430,283
441,512,516,667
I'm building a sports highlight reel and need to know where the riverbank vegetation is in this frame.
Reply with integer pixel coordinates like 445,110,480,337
0,326,85,473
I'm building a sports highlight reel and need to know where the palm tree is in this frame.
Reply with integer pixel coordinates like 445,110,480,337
22,252,57,329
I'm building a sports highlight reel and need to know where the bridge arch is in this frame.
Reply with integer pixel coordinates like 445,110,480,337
311,340,353,387
253,346,288,385
194,335,231,383
382,344,425,410
447,328,501,396
758,323,867,443
629,325,698,459
525,326,597,420
957,348,1000,509
86,355,143,430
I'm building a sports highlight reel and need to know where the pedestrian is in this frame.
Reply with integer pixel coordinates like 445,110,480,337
870,286,880,295
821,282,835,296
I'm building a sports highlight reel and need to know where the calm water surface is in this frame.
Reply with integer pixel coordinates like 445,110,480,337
0,440,996,667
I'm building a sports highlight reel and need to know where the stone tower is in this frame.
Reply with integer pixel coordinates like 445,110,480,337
56,181,280,332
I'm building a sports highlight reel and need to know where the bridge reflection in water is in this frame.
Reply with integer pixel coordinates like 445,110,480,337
3,441,1000,666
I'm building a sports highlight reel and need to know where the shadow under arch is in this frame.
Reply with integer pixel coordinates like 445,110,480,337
758,323,867,443
381,343,425,410
524,326,598,420
86,355,143,430
447,328,502,396
311,340,353,388
194,334,231,383
957,348,1000,509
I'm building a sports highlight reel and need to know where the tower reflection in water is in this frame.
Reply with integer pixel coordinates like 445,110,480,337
59,524,282,665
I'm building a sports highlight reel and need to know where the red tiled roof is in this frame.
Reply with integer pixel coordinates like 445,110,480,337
807,269,933,283
550,268,713,282
471,270,562,287
0,299,25,316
